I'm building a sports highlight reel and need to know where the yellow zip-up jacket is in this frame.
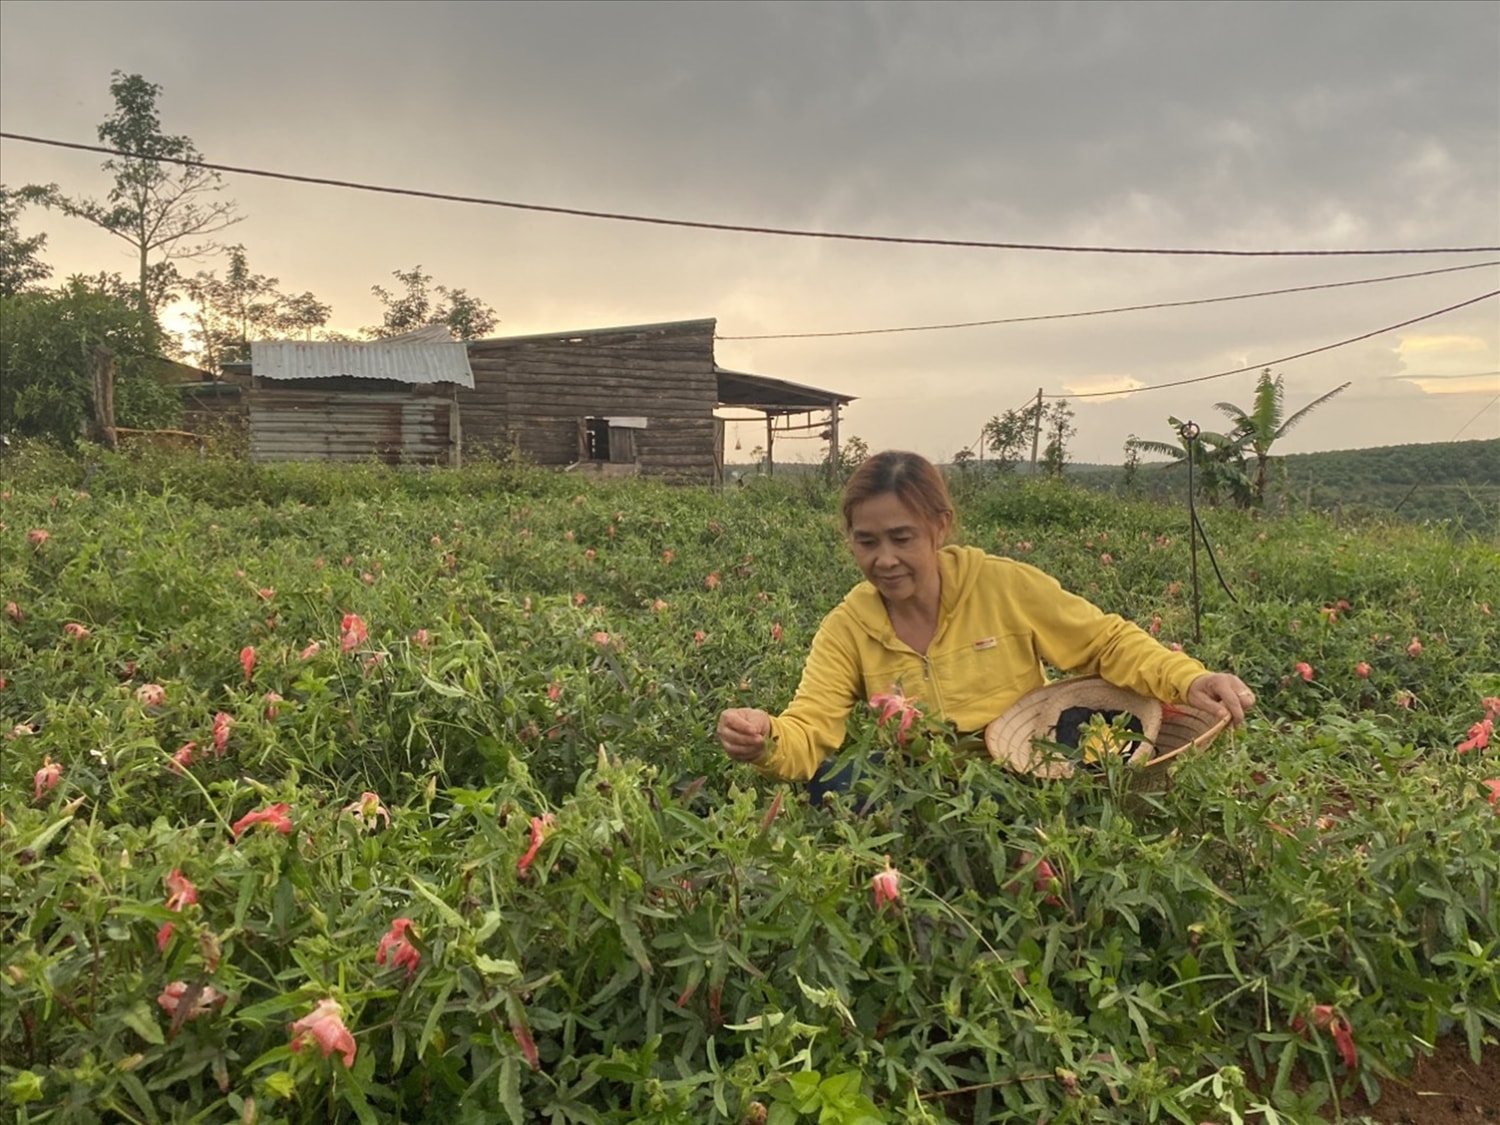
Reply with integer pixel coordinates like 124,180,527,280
760,545,1209,781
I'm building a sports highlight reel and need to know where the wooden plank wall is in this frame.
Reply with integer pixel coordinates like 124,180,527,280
463,320,719,483
248,389,451,465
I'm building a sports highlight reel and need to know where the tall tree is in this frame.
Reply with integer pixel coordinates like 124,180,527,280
982,400,1043,473
23,71,240,334
367,266,498,340
1039,399,1076,478
1126,419,1252,507
182,246,331,370
1213,369,1350,506
0,185,52,297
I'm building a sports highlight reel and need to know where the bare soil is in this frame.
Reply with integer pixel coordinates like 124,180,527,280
1330,1037,1497,1124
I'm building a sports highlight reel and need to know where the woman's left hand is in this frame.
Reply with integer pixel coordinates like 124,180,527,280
1187,672,1256,727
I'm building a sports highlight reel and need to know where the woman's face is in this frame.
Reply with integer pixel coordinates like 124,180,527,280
847,492,950,608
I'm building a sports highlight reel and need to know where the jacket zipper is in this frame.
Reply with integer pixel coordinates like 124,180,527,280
920,654,948,721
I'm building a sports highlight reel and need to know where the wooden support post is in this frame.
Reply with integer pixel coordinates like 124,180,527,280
449,383,462,469
1028,387,1043,476
828,400,841,483
765,414,774,477
91,346,117,451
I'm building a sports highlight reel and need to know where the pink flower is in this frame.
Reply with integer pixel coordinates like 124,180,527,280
230,802,293,840
1484,697,1500,720
547,681,562,702
1395,690,1416,709
573,592,586,607
256,587,275,601
869,688,922,743
362,652,385,674
412,629,431,649
4,601,22,622
360,572,376,586
1295,662,1315,682
1149,615,1161,636
63,622,90,640
340,613,368,653
27,529,49,546
1406,637,1423,657
212,712,232,756
704,572,720,590
136,683,166,707
376,917,421,977
871,857,901,910
1355,662,1370,679
343,791,391,830
693,630,707,646
299,640,321,660
517,813,557,875
661,550,675,564
1099,552,1113,565
264,691,283,719
157,980,225,1021
240,645,256,683
513,1013,541,1070
584,548,596,560
170,742,196,773
1482,779,1500,810
1009,852,1064,906
652,599,668,612
165,868,199,913
289,998,357,1068
1458,718,1493,754
592,631,611,646
33,756,61,801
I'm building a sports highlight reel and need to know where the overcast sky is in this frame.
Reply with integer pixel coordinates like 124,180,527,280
2,0,1496,462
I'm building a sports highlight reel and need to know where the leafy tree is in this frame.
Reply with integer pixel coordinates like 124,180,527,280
183,246,332,370
982,401,1043,473
1213,368,1350,506
1126,418,1252,507
22,72,240,333
0,277,179,444
367,266,498,340
1039,399,1075,478
824,433,869,478
0,185,52,297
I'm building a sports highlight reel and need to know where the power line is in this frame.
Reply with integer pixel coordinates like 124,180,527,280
5,129,1499,259
717,261,1500,340
1451,393,1500,441
1045,289,1500,400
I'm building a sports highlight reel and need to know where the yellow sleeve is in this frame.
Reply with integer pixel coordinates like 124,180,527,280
759,612,864,782
1009,563,1208,703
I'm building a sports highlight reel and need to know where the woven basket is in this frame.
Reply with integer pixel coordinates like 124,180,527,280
984,677,1227,778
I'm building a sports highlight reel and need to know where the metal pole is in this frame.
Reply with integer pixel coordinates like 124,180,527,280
1029,387,1043,476
1179,421,1203,645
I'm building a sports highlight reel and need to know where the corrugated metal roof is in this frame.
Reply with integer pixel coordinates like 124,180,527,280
250,338,475,388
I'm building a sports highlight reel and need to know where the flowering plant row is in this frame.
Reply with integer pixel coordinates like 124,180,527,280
2,447,1497,1123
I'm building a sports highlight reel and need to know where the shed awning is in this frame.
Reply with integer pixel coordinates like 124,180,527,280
715,366,854,415
248,333,475,388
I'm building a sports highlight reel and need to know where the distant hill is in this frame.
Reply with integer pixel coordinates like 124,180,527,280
1063,438,1499,534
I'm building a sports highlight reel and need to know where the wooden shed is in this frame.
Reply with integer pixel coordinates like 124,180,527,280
237,327,474,465
461,318,853,484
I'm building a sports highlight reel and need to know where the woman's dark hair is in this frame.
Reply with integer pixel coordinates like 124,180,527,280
841,451,954,540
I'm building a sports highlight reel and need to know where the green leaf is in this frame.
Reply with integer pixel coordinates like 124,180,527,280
121,1000,165,1046
499,1056,524,1125
409,875,466,928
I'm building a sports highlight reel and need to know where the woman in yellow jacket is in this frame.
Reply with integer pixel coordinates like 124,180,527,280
718,450,1255,782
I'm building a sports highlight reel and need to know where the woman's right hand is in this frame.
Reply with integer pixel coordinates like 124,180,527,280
718,707,771,764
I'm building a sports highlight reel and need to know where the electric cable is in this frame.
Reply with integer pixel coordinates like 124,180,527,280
717,261,1500,340
5,130,1498,258
1047,289,1500,399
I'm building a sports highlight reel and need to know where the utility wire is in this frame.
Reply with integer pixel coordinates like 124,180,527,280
1450,393,1500,441
5,130,1499,259
717,261,1500,340
1045,289,1500,400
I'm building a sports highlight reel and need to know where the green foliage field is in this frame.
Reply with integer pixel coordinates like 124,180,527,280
2,445,1497,1124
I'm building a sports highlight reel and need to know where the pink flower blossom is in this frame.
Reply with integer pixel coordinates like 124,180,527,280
652,599,668,612
412,629,431,649
240,645,256,683
1395,690,1416,709
547,682,562,702
27,529,49,547
1295,662,1315,682
136,683,166,707
517,813,557,875
360,572,377,586
362,652,384,674
573,592,586,606
1355,662,1370,679
1458,718,1493,754
4,601,21,622
33,757,61,801
869,688,922,743
771,622,783,642
340,613,368,653
1483,779,1500,810
212,712,232,756
1149,615,1161,636
343,791,391,830
289,998,357,1067
584,548,596,560
63,622,90,640
230,802,293,840
704,572,720,590
592,631,611,646
376,917,421,977
1483,697,1500,721
1406,637,1423,657
871,857,901,910
165,868,198,913
170,742,196,773
256,587,275,601
299,640,321,660
157,980,224,1021
693,630,707,646
1099,552,1113,565
1009,852,1064,906
264,691,283,719
661,550,675,563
